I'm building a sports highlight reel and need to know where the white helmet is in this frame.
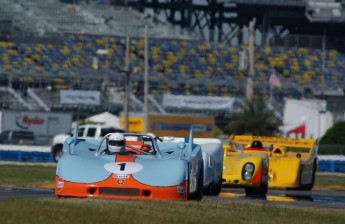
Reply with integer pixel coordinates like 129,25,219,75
147,133,157,140
108,133,126,153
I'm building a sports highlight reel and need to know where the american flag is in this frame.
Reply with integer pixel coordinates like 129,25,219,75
269,73,282,87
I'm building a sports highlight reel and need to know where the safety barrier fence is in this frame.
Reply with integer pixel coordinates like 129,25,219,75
317,160,345,173
0,150,345,173
0,150,54,163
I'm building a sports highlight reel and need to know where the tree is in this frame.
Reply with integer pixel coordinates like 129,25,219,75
319,121,345,145
224,97,282,136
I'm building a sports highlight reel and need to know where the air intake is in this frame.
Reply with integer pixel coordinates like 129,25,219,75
99,188,140,196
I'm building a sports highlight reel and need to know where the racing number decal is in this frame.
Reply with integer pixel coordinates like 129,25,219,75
104,162,143,174
118,163,126,171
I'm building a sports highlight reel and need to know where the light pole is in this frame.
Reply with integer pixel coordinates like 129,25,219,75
246,18,256,100
124,35,130,132
144,24,149,133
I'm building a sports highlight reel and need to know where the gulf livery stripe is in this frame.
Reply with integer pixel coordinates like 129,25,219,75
115,155,136,162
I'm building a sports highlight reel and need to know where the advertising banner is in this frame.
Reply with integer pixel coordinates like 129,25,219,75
162,94,235,111
60,90,100,105
120,114,215,138
149,115,214,138
120,116,145,133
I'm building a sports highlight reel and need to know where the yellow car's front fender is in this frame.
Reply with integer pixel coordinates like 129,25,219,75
222,154,267,187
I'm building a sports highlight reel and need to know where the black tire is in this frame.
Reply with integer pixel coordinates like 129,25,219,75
204,174,222,196
245,166,268,196
53,145,63,163
188,162,204,200
245,187,256,196
299,161,317,191
210,178,222,196
245,181,268,196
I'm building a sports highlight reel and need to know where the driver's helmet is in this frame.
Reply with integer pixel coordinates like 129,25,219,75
147,133,157,140
251,140,263,148
108,133,126,153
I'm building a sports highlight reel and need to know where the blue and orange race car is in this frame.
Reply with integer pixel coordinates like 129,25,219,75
55,128,206,200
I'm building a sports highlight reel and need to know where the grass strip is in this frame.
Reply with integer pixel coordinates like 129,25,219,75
0,198,344,224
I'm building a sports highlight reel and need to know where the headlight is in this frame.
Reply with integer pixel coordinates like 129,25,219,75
244,163,254,173
242,163,255,180
243,172,252,180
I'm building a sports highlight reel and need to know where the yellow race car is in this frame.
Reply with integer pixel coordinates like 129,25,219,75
222,139,269,196
228,135,318,191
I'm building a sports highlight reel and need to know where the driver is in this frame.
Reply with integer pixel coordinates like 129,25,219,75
104,132,126,155
251,140,263,149
245,140,267,152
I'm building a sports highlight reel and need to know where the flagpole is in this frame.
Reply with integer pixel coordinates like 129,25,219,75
269,85,273,103
268,72,282,103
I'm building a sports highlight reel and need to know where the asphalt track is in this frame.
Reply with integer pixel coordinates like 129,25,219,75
207,187,345,209
0,162,344,208
1,187,345,209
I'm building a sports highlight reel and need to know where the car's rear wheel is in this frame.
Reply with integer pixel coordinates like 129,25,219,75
299,161,317,191
204,173,222,196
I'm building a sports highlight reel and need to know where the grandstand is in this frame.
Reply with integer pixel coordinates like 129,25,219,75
0,0,345,122
0,0,198,117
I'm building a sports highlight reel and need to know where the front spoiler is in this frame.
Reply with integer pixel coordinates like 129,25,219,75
55,176,189,200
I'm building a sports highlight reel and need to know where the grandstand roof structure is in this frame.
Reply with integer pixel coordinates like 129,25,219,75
0,0,197,39
121,0,345,50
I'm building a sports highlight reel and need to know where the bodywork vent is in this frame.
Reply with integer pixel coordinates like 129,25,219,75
99,188,140,196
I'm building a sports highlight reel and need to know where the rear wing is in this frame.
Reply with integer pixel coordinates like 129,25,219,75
230,135,318,156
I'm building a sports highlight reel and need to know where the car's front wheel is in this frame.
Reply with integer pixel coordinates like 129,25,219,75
245,181,268,196
245,165,268,196
188,161,204,200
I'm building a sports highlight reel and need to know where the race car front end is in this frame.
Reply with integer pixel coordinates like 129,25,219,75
222,155,268,195
229,135,318,191
55,174,189,200
55,155,190,200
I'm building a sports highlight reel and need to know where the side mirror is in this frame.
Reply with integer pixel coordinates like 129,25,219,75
65,136,74,145
177,142,186,149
